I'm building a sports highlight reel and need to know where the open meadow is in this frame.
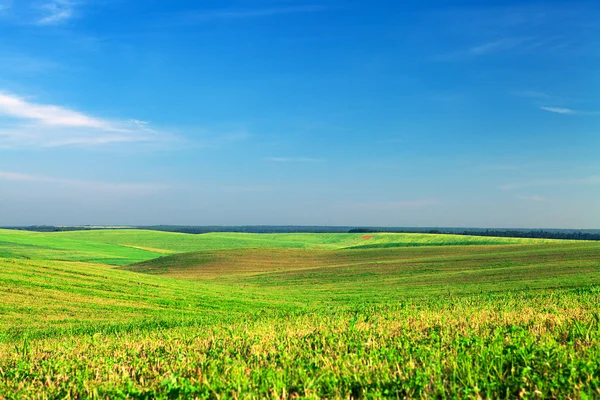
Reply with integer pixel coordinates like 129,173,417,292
1,228,600,398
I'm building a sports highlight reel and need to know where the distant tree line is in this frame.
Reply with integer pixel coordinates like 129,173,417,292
453,230,600,241
348,228,600,241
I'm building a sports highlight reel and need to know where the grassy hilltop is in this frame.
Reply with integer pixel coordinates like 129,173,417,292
0,228,572,264
1,228,600,398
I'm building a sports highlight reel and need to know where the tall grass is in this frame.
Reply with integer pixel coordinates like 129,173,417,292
2,289,600,398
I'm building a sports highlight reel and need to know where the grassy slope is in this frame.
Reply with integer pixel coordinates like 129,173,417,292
0,229,161,266
0,230,598,332
2,229,600,398
52,229,569,252
122,242,600,300
0,257,289,337
0,228,576,266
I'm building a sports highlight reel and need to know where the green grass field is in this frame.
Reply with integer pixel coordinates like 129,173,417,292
1,228,599,398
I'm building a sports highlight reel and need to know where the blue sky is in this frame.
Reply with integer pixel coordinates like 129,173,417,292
0,0,598,227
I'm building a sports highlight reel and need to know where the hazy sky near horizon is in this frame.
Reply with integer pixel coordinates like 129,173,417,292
0,0,598,228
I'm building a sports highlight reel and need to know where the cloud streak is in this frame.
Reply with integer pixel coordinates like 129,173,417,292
37,0,76,25
0,171,166,195
0,91,170,148
540,106,600,116
0,91,109,128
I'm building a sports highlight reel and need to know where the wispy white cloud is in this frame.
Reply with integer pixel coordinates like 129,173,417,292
540,106,576,115
429,2,595,55
0,171,166,195
265,157,324,163
0,0,82,25
180,5,326,22
500,176,600,191
37,0,76,25
515,195,548,202
0,91,109,128
540,106,600,116
0,91,170,148
0,171,42,182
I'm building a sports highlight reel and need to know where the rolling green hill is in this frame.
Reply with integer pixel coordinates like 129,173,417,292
54,229,574,251
1,228,598,334
0,229,162,266
0,228,576,266
1,229,599,398
121,243,600,298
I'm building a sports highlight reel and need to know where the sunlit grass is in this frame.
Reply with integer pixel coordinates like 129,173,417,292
0,228,570,264
1,229,599,398
2,289,600,398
